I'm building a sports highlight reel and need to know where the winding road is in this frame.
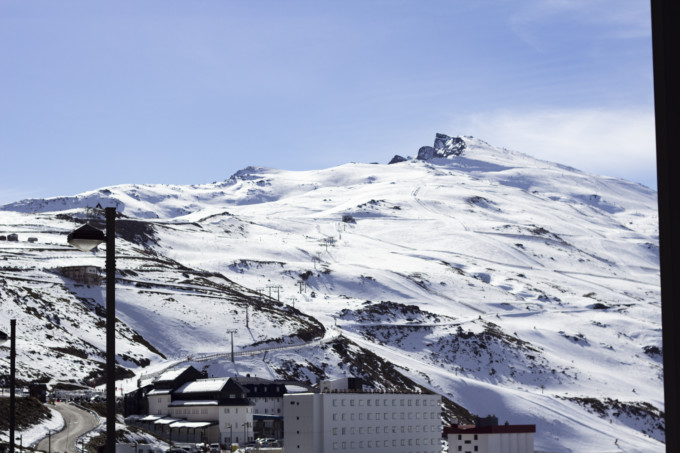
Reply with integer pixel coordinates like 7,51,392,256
37,403,99,453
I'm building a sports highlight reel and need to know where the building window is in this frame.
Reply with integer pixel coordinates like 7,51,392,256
474,435,478,440
333,399,338,407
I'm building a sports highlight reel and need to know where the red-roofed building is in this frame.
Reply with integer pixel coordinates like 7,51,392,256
444,423,536,453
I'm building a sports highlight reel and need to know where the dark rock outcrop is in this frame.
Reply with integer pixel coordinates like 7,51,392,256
417,133,467,160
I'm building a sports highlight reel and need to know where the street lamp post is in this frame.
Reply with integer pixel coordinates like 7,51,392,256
67,207,117,453
1,320,17,453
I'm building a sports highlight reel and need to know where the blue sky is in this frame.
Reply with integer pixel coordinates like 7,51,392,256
0,1,655,205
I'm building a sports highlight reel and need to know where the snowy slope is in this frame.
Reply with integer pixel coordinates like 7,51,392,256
0,135,661,452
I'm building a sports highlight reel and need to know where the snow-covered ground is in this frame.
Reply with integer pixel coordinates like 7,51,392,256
0,135,662,452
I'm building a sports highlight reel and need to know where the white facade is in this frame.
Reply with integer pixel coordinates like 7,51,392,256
217,405,254,445
448,429,534,453
250,396,283,415
147,389,172,415
284,392,441,453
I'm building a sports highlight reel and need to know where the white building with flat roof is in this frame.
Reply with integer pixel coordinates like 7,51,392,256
284,389,441,453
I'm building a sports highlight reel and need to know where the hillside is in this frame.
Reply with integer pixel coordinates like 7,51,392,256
0,135,662,452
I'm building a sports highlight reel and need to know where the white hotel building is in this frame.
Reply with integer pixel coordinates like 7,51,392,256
284,380,441,453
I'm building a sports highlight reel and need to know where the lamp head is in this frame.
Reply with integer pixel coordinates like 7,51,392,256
0,330,8,345
67,224,105,252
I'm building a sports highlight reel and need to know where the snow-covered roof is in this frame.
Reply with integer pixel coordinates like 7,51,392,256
147,388,172,396
175,378,229,394
139,415,163,422
169,400,219,407
157,366,191,382
284,385,309,394
154,417,182,425
170,421,215,429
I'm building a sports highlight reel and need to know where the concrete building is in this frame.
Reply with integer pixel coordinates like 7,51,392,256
138,367,255,446
231,375,286,440
444,423,536,453
169,377,254,446
147,366,203,416
284,379,441,453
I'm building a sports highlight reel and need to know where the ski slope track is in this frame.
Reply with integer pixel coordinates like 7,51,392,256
0,135,662,452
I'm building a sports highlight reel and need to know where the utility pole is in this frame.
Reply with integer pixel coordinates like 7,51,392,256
266,285,282,301
226,329,237,362
288,296,296,308
297,281,306,293
245,305,249,329
10,319,16,453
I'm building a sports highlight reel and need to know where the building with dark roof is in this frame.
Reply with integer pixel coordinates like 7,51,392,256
133,367,254,447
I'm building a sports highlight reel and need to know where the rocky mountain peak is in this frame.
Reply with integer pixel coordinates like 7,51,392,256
417,133,467,160
389,133,467,164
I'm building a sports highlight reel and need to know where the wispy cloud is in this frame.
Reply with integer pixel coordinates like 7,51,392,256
455,107,657,187
509,0,651,51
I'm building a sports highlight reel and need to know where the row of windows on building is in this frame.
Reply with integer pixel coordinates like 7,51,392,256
332,425,438,435
331,411,438,421
172,408,209,416
332,398,436,407
332,438,438,449
455,446,479,452
259,408,281,414
253,386,281,393
222,407,252,414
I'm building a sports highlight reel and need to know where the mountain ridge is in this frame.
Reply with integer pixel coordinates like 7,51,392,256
0,134,662,452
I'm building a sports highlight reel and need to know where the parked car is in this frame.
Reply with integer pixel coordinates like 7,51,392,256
209,444,220,453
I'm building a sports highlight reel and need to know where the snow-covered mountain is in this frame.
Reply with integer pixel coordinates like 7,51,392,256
0,135,662,452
